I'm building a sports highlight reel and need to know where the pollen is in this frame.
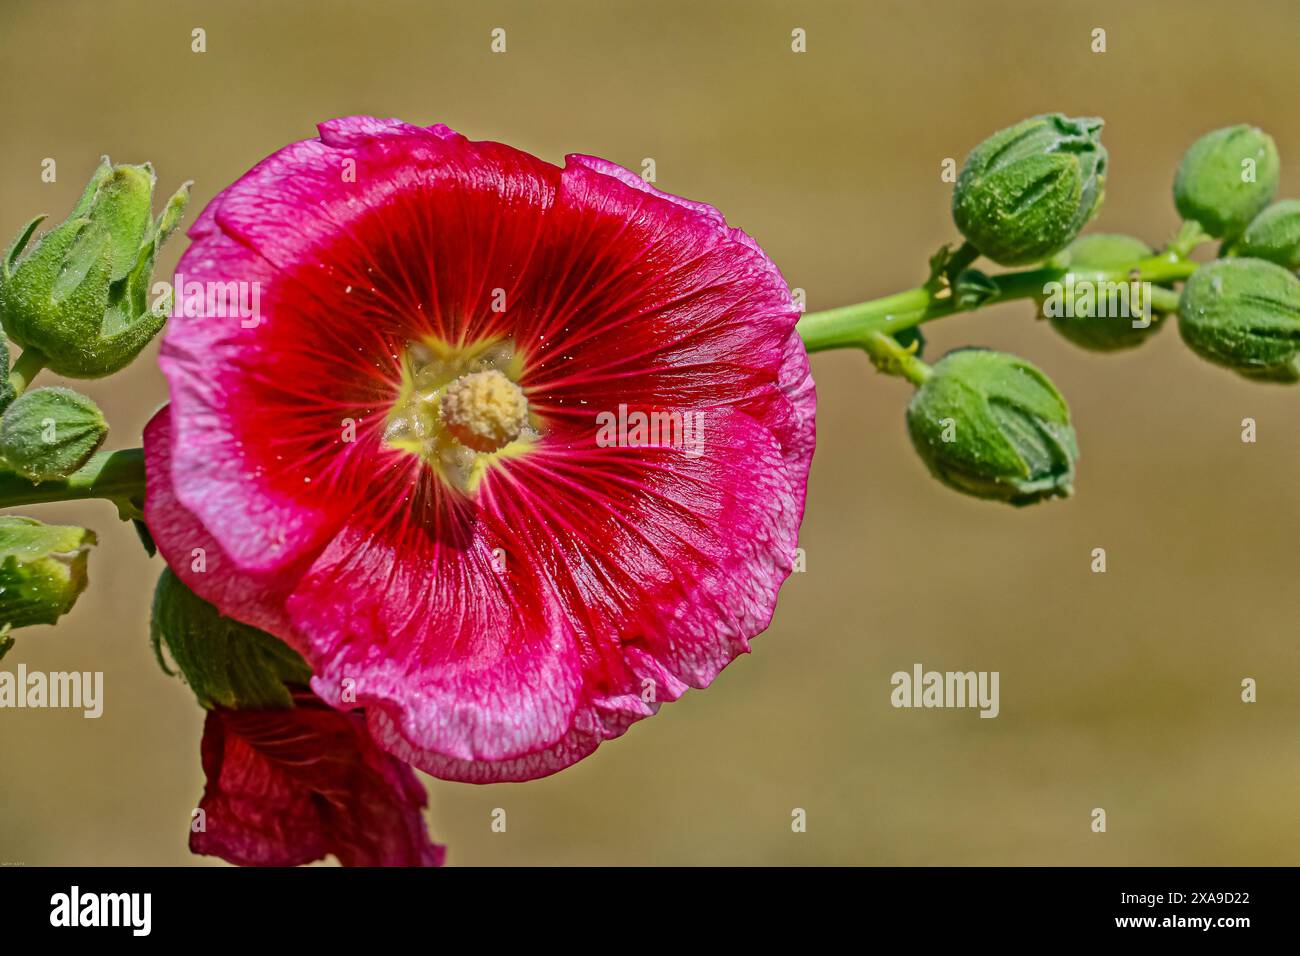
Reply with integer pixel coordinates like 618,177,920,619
383,339,536,493
438,369,529,453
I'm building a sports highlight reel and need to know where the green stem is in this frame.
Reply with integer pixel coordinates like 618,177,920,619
9,347,46,396
863,331,931,385
934,241,980,290
0,447,145,508
797,252,1200,355
1147,286,1182,315
1169,220,1211,259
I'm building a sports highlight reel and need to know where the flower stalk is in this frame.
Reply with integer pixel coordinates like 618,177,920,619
8,347,46,396
797,251,1200,358
0,446,144,507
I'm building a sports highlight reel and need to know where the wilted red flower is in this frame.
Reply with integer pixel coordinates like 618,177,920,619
192,688,444,867
145,116,815,782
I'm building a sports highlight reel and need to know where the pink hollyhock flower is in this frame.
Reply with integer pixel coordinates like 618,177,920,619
145,116,815,782
192,688,444,867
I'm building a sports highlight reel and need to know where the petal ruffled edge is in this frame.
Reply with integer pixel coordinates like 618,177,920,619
143,407,310,652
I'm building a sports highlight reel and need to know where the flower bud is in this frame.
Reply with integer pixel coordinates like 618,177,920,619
1173,126,1279,239
0,386,108,481
0,516,96,629
1234,199,1300,270
1042,234,1167,352
1177,257,1300,382
952,114,1107,266
906,349,1078,505
0,158,190,378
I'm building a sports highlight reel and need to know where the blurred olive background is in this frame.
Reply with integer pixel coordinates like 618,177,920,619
2,0,1298,866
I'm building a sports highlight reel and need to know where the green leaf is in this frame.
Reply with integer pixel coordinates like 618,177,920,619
51,220,112,304
954,268,999,310
0,516,96,629
2,214,48,282
154,181,192,248
151,568,312,710
893,325,926,358
131,518,156,557
69,157,113,218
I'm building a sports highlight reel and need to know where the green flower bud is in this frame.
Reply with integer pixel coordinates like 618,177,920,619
0,386,108,481
0,158,190,378
952,114,1107,266
0,516,96,629
1042,234,1168,352
151,568,312,710
1177,257,1300,383
1173,126,1279,239
906,349,1078,506
1233,199,1300,270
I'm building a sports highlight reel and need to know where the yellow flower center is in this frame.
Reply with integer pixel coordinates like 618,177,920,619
383,338,536,494
439,369,529,453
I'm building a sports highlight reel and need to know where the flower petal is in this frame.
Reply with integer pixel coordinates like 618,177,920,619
143,407,307,648
191,688,444,867
294,408,795,782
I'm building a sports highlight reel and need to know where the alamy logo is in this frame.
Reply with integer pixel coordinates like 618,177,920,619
0,665,103,718
594,404,705,458
1040,278,1155,329
50,886,151,936
153,272,263,328
890,663,1000,718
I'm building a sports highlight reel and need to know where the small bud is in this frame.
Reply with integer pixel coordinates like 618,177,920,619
1043,234,1167,352
1234,199,1300,270
0,386,107,481
1173,125,1279,239
0,158,190,378
1177,258,1300,383
906,349,1078,505
0,516,96,629
952,114,1107,265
